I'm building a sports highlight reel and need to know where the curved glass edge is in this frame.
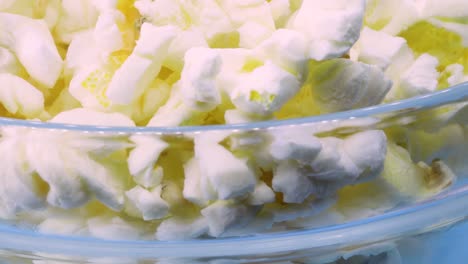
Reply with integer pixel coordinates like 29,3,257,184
0,183,467,259
0,83,466,134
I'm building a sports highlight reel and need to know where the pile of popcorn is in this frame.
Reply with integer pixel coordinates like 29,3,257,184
0,0,466,241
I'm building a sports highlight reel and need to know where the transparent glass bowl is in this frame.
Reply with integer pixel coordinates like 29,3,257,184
0,83,467,264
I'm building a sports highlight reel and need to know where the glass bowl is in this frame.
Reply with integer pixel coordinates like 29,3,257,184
0,83,467,264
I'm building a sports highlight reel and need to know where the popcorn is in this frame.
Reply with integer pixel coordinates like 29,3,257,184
194,135,257,200
272,161,315,203
398,53,440,98
230,61,301,116
106,24,178,105
147,82,194,126
0,47,23,75
381,141,456,198
238,21,273,49
0,0,463,243
255,29,308,77
350,27,409,71
54,0,99,44
0,73,44,118
441,64,465,87
269,129,322,163
0,129,45,218
201,200,257,237
290,0,366,61
246,181,275,206
365,0,421,35
156,216,208,240
0,13,63,88
51,108,135,126
216,0,275,31
127,135,168,180
88,216,144,240
163,29,209,72
125,185,169,220
343,130,387,182
180,47,222,111
307,59,393,113
93,10,125,56
268,0,291,27
38,213,88,236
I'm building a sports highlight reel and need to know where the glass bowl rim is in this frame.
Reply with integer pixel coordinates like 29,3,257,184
0,82,466,133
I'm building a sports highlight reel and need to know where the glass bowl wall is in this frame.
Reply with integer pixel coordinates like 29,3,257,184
0,83,466,264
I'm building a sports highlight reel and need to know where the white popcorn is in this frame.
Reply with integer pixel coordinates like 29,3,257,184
267,197,336,223
238,21,273,49
305,131,387,186
398,53,440,98
128,135,168,184
308,59,392,113
0,0,464,243
0,0,60,29
54,0,99,44
88,216,144,240
417,0,468,18
147,82,194,126
0,73,44,118
187,1,236,43
65,30,101,74
269,129,322,163
0,130,44,218
180,47,222,111
443,64,465,87
183,157,215,206
255,29,308,77
90,0,117,12
273,161,315,204
107,24,178,105
37,213,88,236
247,181,276,206
135,0,188,29
156,217,208,240
231,61,301,116
23,129,128,211
77,160,126,211
133,166,164,189
201,200,257,237
0,13,63,88
194,135,256,200
343,130,387,182
125,186,169,220
308,137,360,181
217,0,275,30
50,108,135,126
93,10,125,57
365,0,421,35
216,48,253,94
351,27,409,70
164,29,209,72
25,136,90,209
268,0,291,27
290,0,366,60
0,47,23,75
